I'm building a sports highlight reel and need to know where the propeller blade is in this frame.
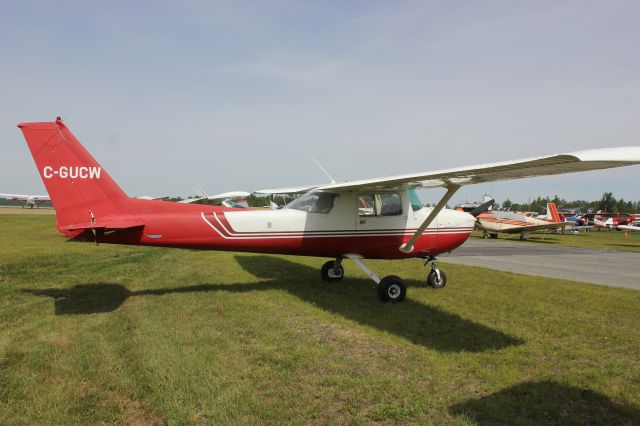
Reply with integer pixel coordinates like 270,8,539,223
469,198,495,217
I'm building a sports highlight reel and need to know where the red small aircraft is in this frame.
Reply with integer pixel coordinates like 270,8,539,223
17,118,640,302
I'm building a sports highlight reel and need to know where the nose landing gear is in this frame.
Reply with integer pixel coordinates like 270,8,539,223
425,256,447,289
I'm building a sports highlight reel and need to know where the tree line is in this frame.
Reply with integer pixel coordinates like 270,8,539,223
500,192,639,213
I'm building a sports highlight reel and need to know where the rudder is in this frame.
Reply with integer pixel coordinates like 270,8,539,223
547,203,561,222
18,117,130,233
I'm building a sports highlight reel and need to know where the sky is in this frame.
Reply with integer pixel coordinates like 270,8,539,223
1,0,639,207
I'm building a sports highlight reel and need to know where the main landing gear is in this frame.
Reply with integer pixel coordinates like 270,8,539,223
320,259,344,282
319,254,448,303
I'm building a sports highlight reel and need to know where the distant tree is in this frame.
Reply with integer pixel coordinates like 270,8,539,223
597,192,617,212
502,199,512,210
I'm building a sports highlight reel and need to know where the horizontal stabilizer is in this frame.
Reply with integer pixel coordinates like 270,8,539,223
500,222,571,234
61,219,145,231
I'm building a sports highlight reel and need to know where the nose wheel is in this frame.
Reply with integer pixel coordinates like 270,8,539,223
425,257,447,289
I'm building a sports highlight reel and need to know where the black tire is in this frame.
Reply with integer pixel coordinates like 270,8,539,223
320,260,344,282
377,275,406,303
427,270,447,289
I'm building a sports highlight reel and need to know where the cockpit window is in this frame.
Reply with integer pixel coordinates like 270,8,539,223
285,191,338,214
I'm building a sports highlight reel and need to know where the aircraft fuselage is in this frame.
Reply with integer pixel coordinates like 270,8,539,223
92,193,475,259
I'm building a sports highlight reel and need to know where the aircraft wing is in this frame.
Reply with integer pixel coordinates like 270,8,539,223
254,186,319,195
0,193,50,201
618,225,640,232
135,195,167,200
312,147,640,192
495,222,571,234
178,197,205,204
179,191,251,204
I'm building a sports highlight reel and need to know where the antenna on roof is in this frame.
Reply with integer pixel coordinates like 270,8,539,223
312,156,336,184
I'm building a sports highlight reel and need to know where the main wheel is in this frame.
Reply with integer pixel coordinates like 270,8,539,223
427,269,447,289
377,275,406,303
320,260,344,282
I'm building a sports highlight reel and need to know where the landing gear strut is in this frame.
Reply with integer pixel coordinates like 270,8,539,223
425,256,447,289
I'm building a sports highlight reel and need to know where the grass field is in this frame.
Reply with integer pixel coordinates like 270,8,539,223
471,228,640,253
1,214,639,425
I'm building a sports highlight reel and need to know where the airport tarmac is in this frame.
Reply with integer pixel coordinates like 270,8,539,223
441,238,640,290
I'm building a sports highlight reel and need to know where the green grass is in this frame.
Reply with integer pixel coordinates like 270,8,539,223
472,228,640,252
1,214,639,425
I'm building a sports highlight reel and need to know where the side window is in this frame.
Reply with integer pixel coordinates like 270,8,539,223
286,191,338,214
358,192,403,216
358,194,375,216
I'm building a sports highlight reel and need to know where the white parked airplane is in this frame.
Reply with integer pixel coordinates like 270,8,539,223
617,224,640,232
0,193,51,208
179,190,251,207
476,203,569,239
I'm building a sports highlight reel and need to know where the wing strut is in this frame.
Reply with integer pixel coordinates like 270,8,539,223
399,183,461,254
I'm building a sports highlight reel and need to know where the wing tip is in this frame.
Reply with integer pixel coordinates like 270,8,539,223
569,146,640,163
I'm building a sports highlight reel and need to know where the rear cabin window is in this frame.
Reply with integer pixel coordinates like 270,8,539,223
358,192,403,216
285,192,338,214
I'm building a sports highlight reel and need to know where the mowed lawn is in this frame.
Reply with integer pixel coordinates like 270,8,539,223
1,214,639,425
471,228,640,253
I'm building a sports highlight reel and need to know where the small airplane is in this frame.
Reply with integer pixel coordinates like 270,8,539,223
618,224,640,232
476,202,569,240
579,212,636,230
591,213,640,232
16,118,640,302
178,190,251,208
0,193,51,208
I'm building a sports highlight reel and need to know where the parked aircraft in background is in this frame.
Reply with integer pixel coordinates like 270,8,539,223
16,118,640,302
179,190,251,208
476,203,569,239
580,212,636,229
0,193,50,208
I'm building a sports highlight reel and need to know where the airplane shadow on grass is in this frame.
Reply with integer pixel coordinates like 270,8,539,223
24,255,523,352
449,380,640,424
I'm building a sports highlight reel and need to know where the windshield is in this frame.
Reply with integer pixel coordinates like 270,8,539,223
285,191,338,214
408,188,423,211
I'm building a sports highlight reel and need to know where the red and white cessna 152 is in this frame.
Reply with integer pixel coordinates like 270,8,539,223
18,118,640,303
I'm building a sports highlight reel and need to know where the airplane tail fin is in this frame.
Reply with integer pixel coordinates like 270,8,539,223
18,117,130,233
547,203,561,222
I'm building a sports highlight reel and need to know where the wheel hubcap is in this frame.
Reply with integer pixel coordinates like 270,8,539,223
388,284,400,299
328,268,342,278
